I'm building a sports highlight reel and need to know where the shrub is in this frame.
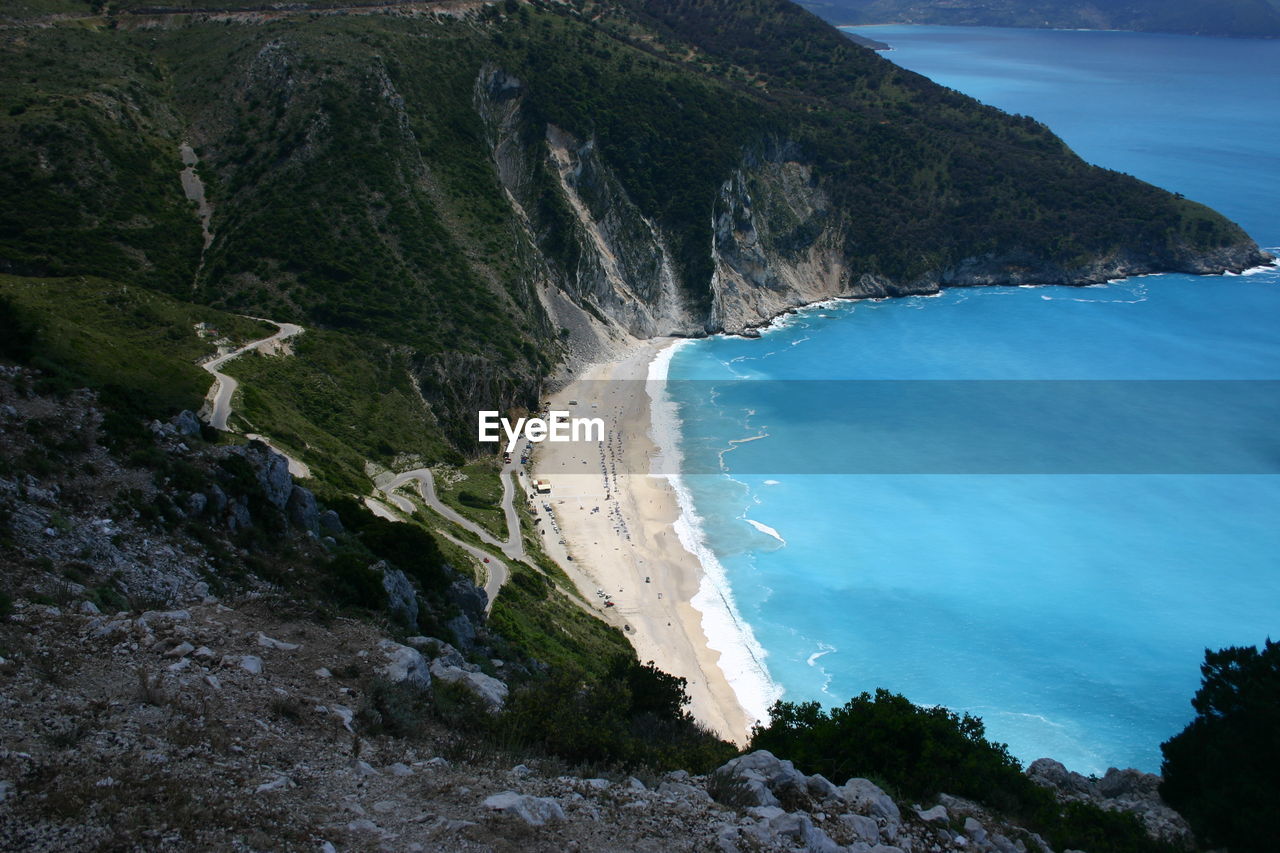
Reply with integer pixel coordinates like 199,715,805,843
1160,639,1280,852
751,689,1034,811
457,490,492,509
322,552,387,611
490,657,735,773
357,678,432,738
0,295,36,362
751,689,1170,853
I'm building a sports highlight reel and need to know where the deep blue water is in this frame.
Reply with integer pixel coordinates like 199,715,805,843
663,26,1280,774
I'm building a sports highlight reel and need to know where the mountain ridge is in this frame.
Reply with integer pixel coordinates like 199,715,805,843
799,0,1280,39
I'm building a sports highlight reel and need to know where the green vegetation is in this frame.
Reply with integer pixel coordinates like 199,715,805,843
751,690,1174,853
800,0,1280,39
492,656,737,772
489,558,631,680
1160,639,1280,852
0,0,1260,486
433,462,507,539
615,0,1252,281
0,275,267,426
222,330,461,497
0,0,1269,825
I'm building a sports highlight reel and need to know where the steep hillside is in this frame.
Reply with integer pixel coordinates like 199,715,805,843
0,0,1266,515
0,4,1269,848
0,368,1197,851
800,0,1280,39
1,2,1266,446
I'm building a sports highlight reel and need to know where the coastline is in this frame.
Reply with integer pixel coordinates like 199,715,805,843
531,338,759,744
525,251,1280,751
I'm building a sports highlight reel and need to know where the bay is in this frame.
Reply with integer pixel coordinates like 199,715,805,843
665,26,1280,774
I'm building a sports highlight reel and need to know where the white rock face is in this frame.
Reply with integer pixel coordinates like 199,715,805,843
482,791,566,826
257,632,299,651
918,804,949,824
237,655,264,675
378,640,431,691
429,659,508,710
841,777,902,823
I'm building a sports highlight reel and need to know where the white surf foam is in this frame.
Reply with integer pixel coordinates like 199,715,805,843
1240,253,1280,276
806,643,836,667
647,342,784,728
744,518,786,545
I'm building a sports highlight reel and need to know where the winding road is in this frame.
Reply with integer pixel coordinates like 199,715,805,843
377,438,533,610
197,316,522,610
435,530,506,615
201,320,304,431
194,315,520,611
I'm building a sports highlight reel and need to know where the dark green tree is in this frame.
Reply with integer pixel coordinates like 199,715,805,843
1160,639,1280,852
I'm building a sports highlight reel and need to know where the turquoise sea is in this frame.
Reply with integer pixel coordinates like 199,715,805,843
660,26,1280,774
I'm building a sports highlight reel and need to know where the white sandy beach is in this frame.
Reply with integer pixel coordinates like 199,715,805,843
529,340,753,744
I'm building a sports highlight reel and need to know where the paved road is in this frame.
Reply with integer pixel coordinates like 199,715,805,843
201,320,304,431
382,457,529,564
379,438,535,608
434,530,506,615
498,437,529,553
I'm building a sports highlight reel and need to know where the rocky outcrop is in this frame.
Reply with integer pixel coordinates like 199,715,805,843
708,145,863,334
430,660,509,711
705,750,1055,853
378,562,418,628
229,441,292,511
1028,757,1194,847
475,65,1271,346
378,640,432,691
543,124,699,340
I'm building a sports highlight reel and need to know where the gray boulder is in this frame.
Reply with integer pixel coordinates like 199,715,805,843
839,813,881,844
737,811,841,853
378,640,431,691
260,449,293,509
1027,757,1094,797
173,410,202,437
482,791,565,826
840,778,901,824
769,812,840,851
230,443,292,509
656,781,712,804
318,509,343,535
447,579,488,618
379,563,418,627
286,485,319,534
447,614,477,650
429,660,508,710
709,750,811,808
1098,767,1160,799
238,655,264,675
988,833,1022,853
708,766,778,808
205,484,227,516
406,636,467,668
917,804,948,824
806,773,838,799
184,492,207,517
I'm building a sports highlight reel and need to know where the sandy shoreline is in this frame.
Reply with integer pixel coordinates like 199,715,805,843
530,339,753,744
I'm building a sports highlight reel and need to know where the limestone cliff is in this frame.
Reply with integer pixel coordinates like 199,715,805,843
474,75,1270,344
